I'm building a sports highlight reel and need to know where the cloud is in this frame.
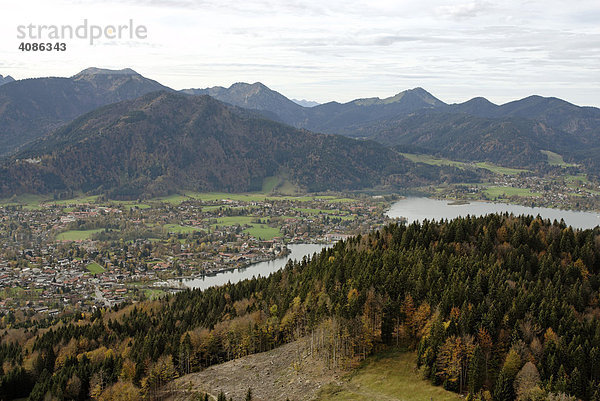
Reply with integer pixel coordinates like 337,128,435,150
435,1,492,20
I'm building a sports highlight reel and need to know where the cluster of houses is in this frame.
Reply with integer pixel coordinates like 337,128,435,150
0,194,393,321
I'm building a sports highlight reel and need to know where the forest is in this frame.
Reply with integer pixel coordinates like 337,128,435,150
1,213,600,400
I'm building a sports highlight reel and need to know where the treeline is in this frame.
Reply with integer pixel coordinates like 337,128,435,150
2,214,600,400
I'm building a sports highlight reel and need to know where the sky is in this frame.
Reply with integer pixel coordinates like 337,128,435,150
1,0,599,106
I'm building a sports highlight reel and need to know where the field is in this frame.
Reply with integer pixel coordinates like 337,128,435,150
243,225,281,240
565,174,589,184
143,288,166,300
211,216,281,240
400,152,528,176
86,262,105,274
109,200,151,210
163,224,203,234
46,195,99,206
400,153,467,169
473,162,528,176
483,186,541,198
541,150,577,167
1,190,358,209
56,229,105,241
261,175,300,194
315,350,461,401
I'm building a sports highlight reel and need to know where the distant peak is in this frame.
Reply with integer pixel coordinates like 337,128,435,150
72,67,139,78
0,74,15,84
229,82,269,90
292,98,320,107
465,96,497,105
407,87,428,94
353,87,443,106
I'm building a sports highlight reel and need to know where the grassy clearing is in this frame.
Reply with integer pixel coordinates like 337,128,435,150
294,207,340,215
541,150,577,167
484,186,541,198
186,192,356,203
212,216,281,239
401,153,467,169
0,194,47,210
56,229,104,241
565,174,589,184
261,176,300,194
164,224,200,234
474,162,528,176
214,216,256,226
150,193,193,204
189,192,270,202
2,191,358,211
44,195,99,206
262,176,281,193
163,224,203,234
400,153,528,176
109,201,151,210
315,350,461,401
86,262,105,274
0,193,104,209
243,225,281,240
144,288,165,300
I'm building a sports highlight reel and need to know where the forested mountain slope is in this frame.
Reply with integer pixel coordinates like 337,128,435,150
0,68,171,156
2,214,600,400
192,82,600,171
0,91,461,198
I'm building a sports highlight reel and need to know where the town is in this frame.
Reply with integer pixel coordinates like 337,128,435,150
0,192,396,327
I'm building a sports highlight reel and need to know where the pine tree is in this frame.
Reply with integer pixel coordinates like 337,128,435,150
493,369,514,401
468,345,485,394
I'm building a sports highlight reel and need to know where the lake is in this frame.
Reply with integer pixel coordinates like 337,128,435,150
177,197,599,290
176,243,330,290
386,197,600,230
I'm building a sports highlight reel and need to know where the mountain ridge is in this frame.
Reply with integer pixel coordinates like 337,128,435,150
0,67,173,156
186,81,600,172
0,74,15,86
1,91,459,198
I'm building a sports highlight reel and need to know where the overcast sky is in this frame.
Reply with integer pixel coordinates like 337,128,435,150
1,0,599,106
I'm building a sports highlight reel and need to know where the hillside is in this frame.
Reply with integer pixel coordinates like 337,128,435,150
0,68,171,156
170,339,460,401
355,112,574,166
0,91,457,198
3,215,600,400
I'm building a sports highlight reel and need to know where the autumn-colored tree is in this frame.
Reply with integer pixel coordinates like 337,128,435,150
437,336,464,392
98,381,141,401
514,362,542,400
141,355,178,400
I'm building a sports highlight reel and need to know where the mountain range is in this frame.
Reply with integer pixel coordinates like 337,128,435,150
0,74,14,86
0,68,170,156
0,67,597,198
190,82,600,169
291,98,320,107
1,91,465,198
